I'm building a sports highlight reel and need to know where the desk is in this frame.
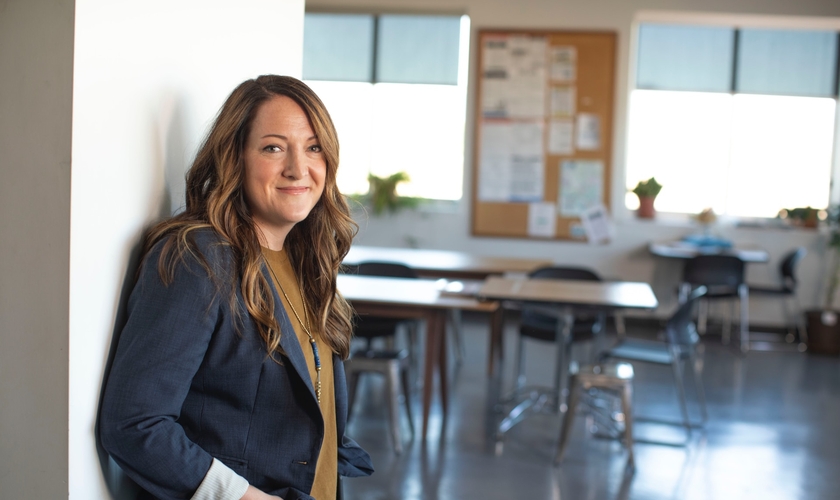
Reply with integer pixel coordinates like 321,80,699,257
338,274,502,441
649,241,769,263
345,246,553,280
477,276,658,447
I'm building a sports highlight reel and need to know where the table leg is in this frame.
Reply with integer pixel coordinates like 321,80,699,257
421,310,447,440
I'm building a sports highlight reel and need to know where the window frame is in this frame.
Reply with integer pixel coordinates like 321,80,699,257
625,11,840,222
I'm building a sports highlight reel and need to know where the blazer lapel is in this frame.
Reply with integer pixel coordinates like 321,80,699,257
261,264,319,405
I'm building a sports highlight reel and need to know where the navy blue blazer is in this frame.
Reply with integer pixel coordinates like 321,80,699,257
100,230,372,500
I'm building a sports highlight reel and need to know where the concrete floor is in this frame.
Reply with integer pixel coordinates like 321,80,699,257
343,313,840,500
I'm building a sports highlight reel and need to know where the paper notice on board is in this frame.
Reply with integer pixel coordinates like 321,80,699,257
548,119,574,155
580,204,613,244
576,113,601,150
559,160,604,216
549,46,577,82
481,36,547,119
550,86,576,117
528,202,557,238
478,121,545,202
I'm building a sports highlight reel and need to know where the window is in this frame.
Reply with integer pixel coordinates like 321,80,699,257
626,17,840,218
303,13,471,201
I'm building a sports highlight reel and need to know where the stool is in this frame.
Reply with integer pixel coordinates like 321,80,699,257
346,348,414,454
554,362,635,469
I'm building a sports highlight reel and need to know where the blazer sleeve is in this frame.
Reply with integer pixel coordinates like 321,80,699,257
99,239,229,500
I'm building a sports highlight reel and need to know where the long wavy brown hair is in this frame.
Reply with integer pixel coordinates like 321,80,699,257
145,75,357,360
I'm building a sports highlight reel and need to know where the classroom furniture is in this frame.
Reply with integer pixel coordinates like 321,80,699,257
344,245,552,280
352,262,421,373
477,276,658,451
748,247,809,350
512,266,605,411
472,30,617,240
345,349,414,454
338,274,503,441
678,255,749,352
649,240,769,262
600,287,708,441
554,362,635,469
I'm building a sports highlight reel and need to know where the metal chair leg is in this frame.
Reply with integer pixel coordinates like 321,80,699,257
401,360,415,437
514,335,526,395
386,361,403,454
690,352,708,423
739,284,749,353
554,374,580,465
448,309,466,366
670,356,692,439
620,381,635,470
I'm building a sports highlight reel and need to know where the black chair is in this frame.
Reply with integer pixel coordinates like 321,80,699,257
513,266,606,409
346,261,419,454
679,254,749,353
600,286,708,441
748,247,808,349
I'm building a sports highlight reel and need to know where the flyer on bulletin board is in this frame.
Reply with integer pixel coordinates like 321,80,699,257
558,159,604,216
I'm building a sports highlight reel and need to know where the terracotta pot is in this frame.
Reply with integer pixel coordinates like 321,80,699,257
637,196,656,219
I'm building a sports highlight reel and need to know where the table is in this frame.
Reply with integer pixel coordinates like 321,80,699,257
649,241,769,263
477,276,658,448
338,274,503,441
344,245,553,280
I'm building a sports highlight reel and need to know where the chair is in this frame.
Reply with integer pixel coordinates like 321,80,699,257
555,362,635,469
748,247,808,349
352,261,419,347
600,287,708,440
347,262,419,454
679,255,749,353
345,349,414,454
513,266,606,410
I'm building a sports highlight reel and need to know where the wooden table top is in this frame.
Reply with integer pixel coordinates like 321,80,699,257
337,274,499,313
477,276,659,311
649,241,769,263
344,246,552,279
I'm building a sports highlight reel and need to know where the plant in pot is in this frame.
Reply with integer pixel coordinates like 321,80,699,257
631,177,663,219
350,171,421,216
805,205,840,355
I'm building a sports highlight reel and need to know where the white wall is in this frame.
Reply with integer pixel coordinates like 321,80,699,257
69,1,305,496
1,0,308,498
0,1,74,497
311,0,840,322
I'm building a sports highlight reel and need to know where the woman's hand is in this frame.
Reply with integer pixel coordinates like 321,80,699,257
240,485,283,500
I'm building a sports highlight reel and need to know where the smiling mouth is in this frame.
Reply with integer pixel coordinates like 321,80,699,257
278,186,309,194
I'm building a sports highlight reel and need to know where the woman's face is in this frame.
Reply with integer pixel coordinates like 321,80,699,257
242,95,327,248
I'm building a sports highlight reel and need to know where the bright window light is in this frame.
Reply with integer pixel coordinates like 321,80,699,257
626,89,836,217
306,15,470,201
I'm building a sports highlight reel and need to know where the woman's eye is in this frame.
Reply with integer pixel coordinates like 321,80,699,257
309,145,323,153
263,145,281,153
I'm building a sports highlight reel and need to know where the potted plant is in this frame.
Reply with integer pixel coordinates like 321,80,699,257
779,206,820,228
350,171,421,216
805,205,840,355
631,177,663,219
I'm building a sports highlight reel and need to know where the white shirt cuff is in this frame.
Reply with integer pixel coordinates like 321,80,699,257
191,458,250,500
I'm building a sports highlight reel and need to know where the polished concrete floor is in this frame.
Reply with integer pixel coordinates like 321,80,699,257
343,313,840,500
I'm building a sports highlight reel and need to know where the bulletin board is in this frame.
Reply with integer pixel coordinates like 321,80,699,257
471,29,617,240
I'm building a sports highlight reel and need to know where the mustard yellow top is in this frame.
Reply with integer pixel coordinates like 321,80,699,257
262,247,337,500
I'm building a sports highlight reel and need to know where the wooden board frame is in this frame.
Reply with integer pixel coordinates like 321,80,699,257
471,29,617,240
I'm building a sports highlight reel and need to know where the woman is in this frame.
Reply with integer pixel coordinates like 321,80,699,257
100,75,373,500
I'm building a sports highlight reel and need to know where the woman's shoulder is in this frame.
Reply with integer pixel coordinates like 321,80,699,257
146,226,237,277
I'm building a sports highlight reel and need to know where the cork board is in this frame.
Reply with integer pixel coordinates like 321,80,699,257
471,29,616,240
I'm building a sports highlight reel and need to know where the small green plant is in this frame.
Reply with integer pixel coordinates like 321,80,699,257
631,177,663,198
822,205,840,309
350,171,422,215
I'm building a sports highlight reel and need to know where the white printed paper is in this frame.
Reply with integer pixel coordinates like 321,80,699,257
559,160,604,216
548,119,574,155
550,86,576,117
580,204,613,244
481,36,547,119
478,121,545,202
528,202,557,237
576,113,601,150
549,46,577,82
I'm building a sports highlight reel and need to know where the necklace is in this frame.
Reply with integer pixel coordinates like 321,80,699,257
265,256,322,405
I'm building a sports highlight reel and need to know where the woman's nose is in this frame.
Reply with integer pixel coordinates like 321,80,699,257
282,149,307,179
